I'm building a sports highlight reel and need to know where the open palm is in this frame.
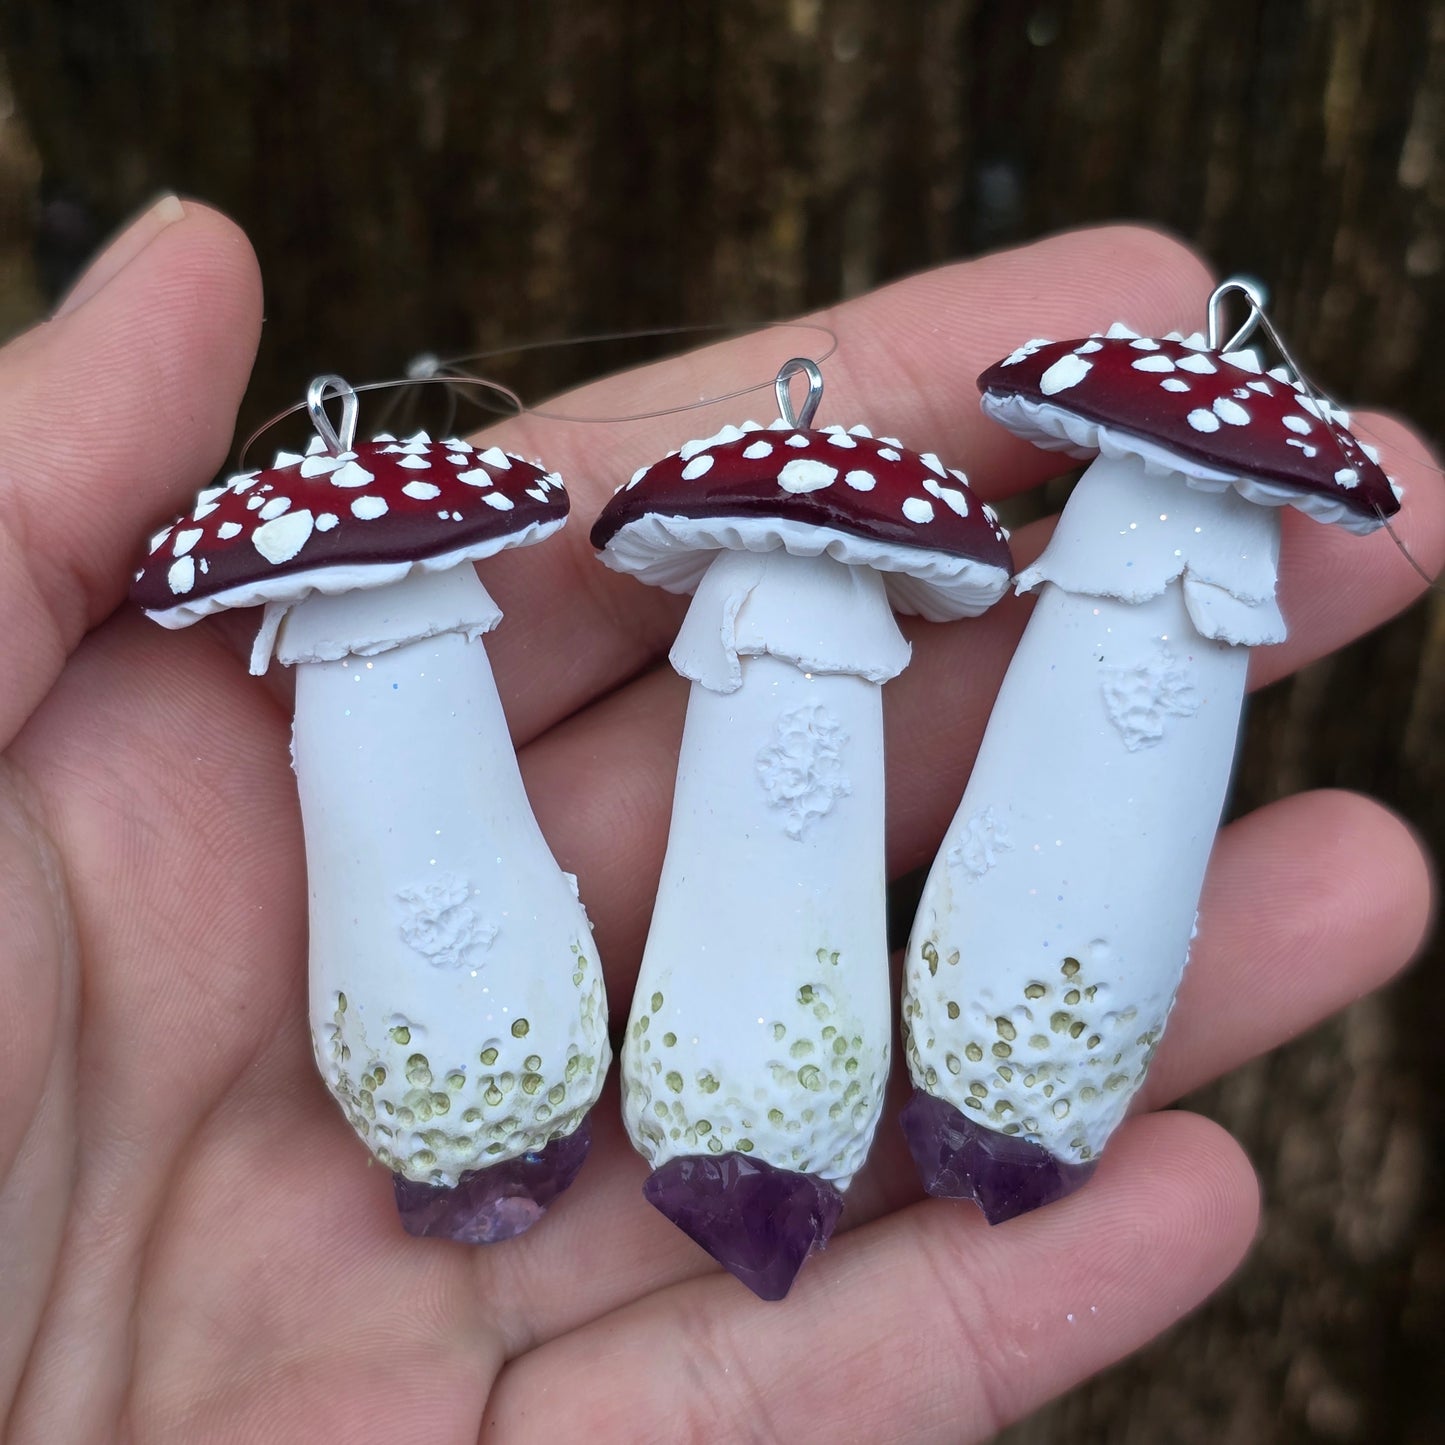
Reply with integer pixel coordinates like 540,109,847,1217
2,205,1440,1444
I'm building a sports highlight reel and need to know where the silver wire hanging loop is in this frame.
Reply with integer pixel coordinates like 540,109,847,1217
774,357,824,429
1206,277,1326,415
240,374,525,472
306,375,359,455
1206,278,1268,353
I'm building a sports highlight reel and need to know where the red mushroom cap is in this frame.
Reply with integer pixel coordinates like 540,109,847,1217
977,326,1399,533
590,421,1013,621
132,432,568,626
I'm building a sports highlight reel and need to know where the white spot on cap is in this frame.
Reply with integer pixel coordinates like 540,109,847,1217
1161,377,1191,393
844,469,876,491
316,513,338,532
1176,353,1217,375
681,454,715,480
785,434,811,449
193,500,220,521
305,435,328,456
1000,339,1051,365
743,440,773,460
483,492,515,511
1221,349,1263,374
173,527,203,557
399,455,432,470
1246,379,1274,394
902,497,935,524
921,452,947,477
167,556,196,594
824,429,857,448
1039,353,1093,394
254,508,316,561
403,480,441,500
440,438,472,452
331,460,375,488
148,528,171,554
457,468,495,488
273,451,304,468
542,472,564,491
446,453,469,466
1187,408,1221,433
1334,467,1360,488
1074,339,1103,354
476,446,512,469
877,447,902,462
1283,414,1312,435
848,424,873,438
1132,354,1175,373
1128,337,1161,351
1213,397,1251,426
1361,443,1381,463
1104,322,1140,340
259,496,292,521
778,458,838,494
922,478,970,517
246,495,265,510
217,521,243,540
525,487,549,502
299,452,342,479
1286,438,1319,457
351,496,388,521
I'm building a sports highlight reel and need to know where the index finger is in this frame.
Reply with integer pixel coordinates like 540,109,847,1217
463,225,1214,744
0,201,262,750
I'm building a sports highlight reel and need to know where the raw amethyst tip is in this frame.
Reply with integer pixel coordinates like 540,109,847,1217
393,1113,593,1244
900,1089,1096,1225
643,1152,844,1301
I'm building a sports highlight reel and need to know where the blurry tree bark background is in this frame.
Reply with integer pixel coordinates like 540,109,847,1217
3,2,1444,1440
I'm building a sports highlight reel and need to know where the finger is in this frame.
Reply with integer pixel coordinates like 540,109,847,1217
484,787,1425,1352
520,447,1442,988
4,615,305,1436
480,1112,1258,1445
1253,411,1445,687
0,200,262,748
1137,789,1433,1111
464,225,1214,744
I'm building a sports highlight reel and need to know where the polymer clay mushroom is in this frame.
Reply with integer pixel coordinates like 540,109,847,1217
901,285,1400,1224
592,361,1012,1299
132,378,609,1243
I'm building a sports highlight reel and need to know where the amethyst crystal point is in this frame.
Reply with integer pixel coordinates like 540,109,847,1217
644,1152,844,1301
394,1114,593,1244
900,1089,1097,1225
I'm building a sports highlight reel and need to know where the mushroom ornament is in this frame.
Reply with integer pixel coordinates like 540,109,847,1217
900,285,1401,1225
591,361,1013,1298
131,378,609,1244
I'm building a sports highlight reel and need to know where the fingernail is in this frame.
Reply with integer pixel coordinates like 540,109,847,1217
54,193,187,318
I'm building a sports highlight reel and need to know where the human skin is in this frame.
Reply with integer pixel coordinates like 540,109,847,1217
0,201,1440,1443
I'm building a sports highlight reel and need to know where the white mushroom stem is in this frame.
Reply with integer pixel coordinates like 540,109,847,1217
622,548,906,1188
904,452,1281,1167
281,563,609,1186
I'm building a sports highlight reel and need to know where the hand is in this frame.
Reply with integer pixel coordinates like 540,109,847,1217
1,202,1439,1443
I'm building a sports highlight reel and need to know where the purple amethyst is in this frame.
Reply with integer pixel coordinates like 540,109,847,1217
900,1089,1096,1224
393,1114,592,1244
643,1152,844,1301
